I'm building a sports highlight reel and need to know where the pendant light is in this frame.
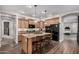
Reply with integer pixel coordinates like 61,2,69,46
34,5,37,17
44,10,47,18
34,5,38,23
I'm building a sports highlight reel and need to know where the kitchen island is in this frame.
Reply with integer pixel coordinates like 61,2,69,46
18,32,52,54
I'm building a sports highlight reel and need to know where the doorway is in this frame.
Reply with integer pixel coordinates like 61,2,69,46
1,15,16,46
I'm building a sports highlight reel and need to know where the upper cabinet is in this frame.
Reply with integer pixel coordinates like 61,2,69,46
45,17,59,26
39,21,44,29
18,18,29,28
18,17,59,29
28,19,40,28
18,18,41,29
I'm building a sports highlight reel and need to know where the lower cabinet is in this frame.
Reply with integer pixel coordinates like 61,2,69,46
18,34,51,54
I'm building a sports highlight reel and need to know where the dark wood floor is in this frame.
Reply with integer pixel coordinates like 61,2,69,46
0,39,79,54
47,40,78,54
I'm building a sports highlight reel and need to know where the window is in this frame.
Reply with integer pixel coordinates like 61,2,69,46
4,22,9,35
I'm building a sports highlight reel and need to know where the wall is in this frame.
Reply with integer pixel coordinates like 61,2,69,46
0,13,17,47
60,14,78,42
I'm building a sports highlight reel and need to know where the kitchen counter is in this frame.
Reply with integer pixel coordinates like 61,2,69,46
22,32,51,39
19,32,51,54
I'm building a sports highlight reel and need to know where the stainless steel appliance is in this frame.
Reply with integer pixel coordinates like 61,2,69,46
45,24,59,41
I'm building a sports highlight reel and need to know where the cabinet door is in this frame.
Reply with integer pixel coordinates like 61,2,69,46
18,20,28,28
18,20,22,28
18,20,24,28
21,20,24,28
23,20,28,28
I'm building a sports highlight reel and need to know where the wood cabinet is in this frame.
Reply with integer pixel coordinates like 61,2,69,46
18,18,45,29
18,19,28,28
39,21,44,29
45,17,59,26
29,19,40,28
18,33,51,54
18,17,59,29
18,35,28,53
35,22,40,28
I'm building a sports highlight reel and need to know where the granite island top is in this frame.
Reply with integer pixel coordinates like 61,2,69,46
22,32,51,39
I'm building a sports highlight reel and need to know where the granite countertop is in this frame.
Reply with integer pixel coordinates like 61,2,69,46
22,32,51,39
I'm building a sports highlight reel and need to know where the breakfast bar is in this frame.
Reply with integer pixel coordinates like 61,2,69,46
19,33,52,54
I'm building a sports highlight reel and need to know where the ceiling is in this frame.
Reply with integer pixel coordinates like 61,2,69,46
0,5,79,19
